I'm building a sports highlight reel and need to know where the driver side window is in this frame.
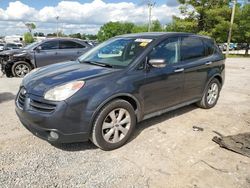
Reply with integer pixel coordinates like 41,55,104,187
149,37,180,65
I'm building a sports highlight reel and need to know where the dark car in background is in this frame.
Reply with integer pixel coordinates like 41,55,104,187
15,32,225,150
0,38,92,77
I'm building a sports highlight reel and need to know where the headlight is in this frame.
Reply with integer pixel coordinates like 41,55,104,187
44,81,85,101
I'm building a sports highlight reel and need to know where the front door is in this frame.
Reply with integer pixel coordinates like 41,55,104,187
35,40,60,67
142,37,184,115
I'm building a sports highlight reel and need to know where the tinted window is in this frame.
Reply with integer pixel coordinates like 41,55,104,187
149,37,179,65
204,39,215,56
180,37,205,61
59,41,85,49
40,41,59,50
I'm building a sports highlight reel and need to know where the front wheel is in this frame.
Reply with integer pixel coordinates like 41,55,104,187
197,78,221,109
91,99,136,150
12,61,32,77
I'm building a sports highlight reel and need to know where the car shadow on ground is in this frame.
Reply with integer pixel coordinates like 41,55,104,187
54,104,198,152
0,92,16,103
52,141,98,151
128,104,198,143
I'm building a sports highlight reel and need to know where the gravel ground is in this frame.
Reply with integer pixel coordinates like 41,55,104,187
0,58,250,188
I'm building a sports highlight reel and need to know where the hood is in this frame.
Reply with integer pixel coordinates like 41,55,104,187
0,49,27,56
22,61,119,96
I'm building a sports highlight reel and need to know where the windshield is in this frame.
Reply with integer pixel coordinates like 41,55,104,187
23,41,40,50
78,38,153,68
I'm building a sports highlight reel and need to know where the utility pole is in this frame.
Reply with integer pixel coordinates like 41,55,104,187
226,0,237,57
56,16,59,37
147,1,155,32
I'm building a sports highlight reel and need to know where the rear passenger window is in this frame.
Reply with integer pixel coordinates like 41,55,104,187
180,37,205,61
59,41,85,49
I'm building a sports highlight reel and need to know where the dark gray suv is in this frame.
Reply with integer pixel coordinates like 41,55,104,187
15,32,225,150
0,38,92,77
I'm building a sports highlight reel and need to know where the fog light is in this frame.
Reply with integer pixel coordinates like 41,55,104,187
50,131,59,140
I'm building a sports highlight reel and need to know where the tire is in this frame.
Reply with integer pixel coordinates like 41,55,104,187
197,78,221,109
12,61,32,78
91,99,136,150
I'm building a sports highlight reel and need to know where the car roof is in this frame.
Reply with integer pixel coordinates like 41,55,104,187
117,32,212,40
44,37,90,43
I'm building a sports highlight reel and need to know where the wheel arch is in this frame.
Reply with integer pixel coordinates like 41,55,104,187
90,93,143,127
202,73,223,96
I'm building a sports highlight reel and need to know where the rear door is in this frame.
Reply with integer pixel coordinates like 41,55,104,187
143,37,184,114
34,40,60,67
58,40,88,62
180,36,213,102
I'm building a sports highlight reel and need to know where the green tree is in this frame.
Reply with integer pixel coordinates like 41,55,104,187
82,34,97,40
25,22,36,33
151,20,163,32
236,4,250,54
24,32,34,44
131,25,148,33
165,0,236,43
69,33,82,39
97,22,135,42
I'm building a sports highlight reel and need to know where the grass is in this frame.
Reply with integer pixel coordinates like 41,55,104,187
227,54,250,58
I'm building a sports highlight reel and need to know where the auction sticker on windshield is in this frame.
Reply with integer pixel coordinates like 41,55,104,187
135,38,153,47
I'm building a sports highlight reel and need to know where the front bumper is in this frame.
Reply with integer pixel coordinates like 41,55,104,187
15,88,93,143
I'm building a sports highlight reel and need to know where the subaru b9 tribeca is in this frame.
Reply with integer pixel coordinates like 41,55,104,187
15,32,225,150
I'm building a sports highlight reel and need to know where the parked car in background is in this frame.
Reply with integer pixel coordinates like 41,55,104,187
0,43,4,51
15,32,225,150
0,38,92,77
3,43,20,51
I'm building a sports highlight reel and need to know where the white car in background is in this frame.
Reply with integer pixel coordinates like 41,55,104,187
0,43,4,51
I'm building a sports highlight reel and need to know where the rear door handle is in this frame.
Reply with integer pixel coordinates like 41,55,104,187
205,61,212,65
174,68,184,73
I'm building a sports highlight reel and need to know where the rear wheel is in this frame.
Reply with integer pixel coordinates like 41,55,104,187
12,61,32,77
197,78,221,109
91,99,136,150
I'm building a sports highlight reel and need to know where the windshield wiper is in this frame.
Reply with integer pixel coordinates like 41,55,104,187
80,60,113,68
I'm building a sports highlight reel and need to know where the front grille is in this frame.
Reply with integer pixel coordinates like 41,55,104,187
17,88,26,108
30,99,56,113
17,88,57,113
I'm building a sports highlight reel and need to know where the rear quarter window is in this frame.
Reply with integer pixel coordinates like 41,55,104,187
204,39,215,56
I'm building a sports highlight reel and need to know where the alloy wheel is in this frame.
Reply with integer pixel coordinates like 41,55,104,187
15,64,30,77
102,108,131,143
207,83,219,105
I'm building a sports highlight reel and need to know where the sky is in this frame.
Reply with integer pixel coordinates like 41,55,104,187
0,0,180,36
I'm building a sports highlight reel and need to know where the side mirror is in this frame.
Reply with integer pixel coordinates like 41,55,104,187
148,59,166,68
36,46,42,52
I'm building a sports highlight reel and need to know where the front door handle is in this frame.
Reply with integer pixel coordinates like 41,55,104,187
174,68,184,73
205,61,212,65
